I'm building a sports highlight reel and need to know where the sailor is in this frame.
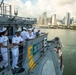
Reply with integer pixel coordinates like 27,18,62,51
37,30,41,35
54,37,62,70
26,28,35,39
54,37,62,56
11,30,23,69
0,28,8,68
20,27,27,42
36,30,41,37
20,27,27,55
32,26,36,37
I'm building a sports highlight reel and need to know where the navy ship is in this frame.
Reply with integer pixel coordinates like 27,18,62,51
0,1,62,75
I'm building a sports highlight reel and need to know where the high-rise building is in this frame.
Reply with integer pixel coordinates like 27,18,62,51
42,12,47,25
50,16,52,24
47,17,52,25
42,12,47,18
47,18,50,23
37,16,42,25
65,12,70,26
52,14,57,25
62,17,65,24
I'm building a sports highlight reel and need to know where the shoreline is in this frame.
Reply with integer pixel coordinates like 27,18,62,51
35,26,76,30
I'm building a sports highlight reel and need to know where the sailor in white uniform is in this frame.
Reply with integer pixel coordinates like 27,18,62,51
32,26,36,37
36,30,42,37
54,37,62,57
26,28,35,39
11,30,23,69
38,30,41,35
54,37,63,70
20,27,27,42
0,28,8,68
20,27,27,53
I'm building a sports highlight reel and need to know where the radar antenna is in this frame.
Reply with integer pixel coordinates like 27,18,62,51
14,8,18,16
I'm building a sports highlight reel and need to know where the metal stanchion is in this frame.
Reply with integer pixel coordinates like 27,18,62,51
7,40,11,70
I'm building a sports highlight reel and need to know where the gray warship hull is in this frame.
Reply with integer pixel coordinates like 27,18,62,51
0,34,62,75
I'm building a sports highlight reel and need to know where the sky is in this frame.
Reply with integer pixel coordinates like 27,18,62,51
3,0,76,19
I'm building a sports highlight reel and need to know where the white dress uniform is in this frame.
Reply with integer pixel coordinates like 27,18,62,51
11,35,23,69
0,32,8,68
32,31,36,37
20,27,27,52
37,30,41,35
26,28,35,39
32,26,36,37
20,28,27,42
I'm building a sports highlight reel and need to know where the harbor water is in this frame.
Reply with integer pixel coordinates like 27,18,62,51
36,28,76,75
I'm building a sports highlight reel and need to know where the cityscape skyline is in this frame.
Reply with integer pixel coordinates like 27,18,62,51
4,0,76,19
37,12,76,26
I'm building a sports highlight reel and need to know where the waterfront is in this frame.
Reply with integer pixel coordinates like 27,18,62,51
36,29,76,75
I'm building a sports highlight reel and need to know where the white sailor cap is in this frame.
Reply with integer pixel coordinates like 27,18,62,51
15,30,21,33
2,27,7,32
28,28,32,31
0,30,2,33
23,27,26,30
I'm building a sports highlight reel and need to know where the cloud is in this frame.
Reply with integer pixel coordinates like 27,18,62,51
57,0,76,5
4,0,76,19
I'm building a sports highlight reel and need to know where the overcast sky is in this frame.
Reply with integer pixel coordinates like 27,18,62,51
3,0,76,19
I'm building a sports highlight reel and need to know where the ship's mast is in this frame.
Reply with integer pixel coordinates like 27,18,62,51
0,0,12,16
